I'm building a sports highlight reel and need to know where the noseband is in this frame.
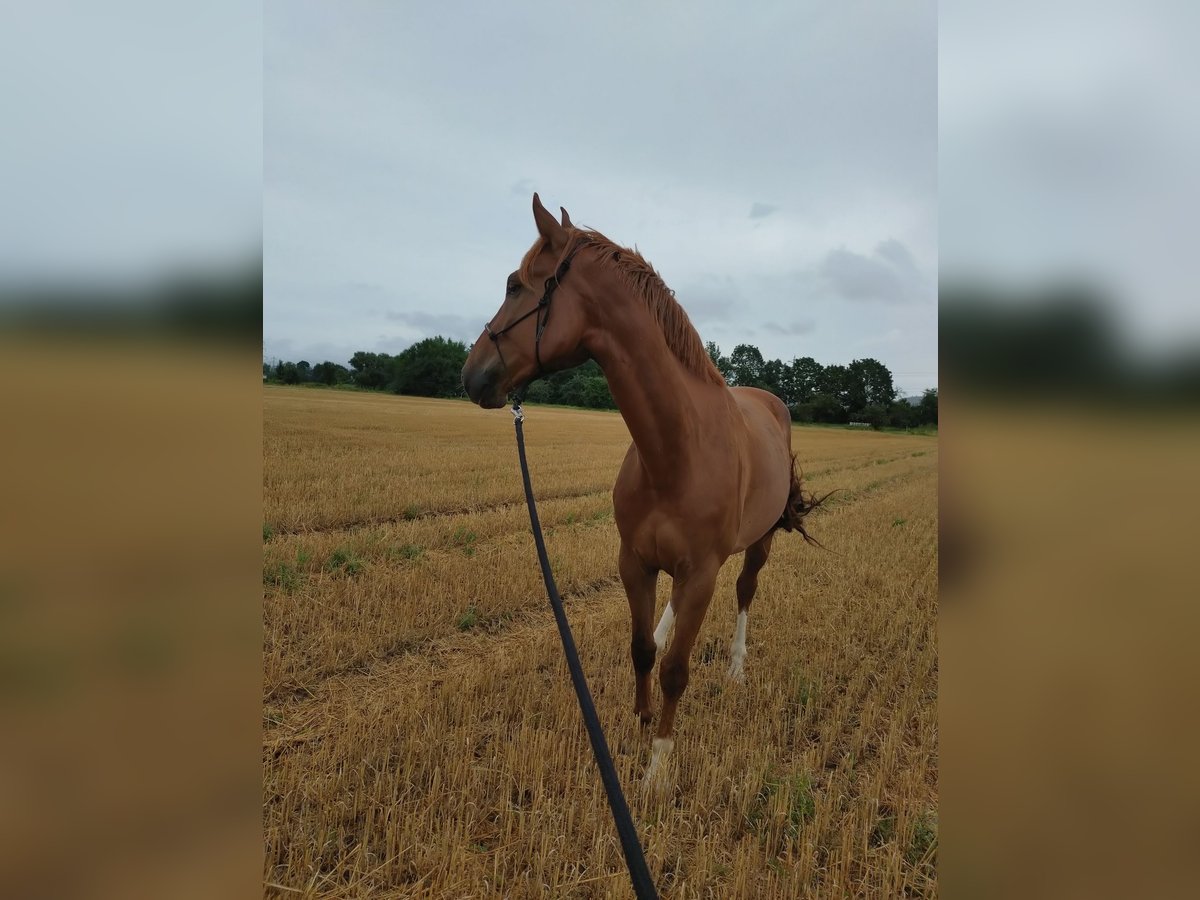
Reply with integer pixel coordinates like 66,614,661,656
484,238,590,391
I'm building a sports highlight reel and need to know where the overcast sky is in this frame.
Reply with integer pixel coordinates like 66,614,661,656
1,4,260,285
264,1,938,395
4,3,1193,387
940,1,1200,353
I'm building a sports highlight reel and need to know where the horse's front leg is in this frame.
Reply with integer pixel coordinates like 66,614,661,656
645,559,720,791
619,542,659,726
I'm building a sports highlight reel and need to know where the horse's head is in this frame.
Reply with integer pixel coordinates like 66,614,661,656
462,193,592,408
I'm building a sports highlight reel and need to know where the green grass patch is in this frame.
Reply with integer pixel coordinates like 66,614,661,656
747,770,815,838
746,774,780,834
907,813,937,865
794,675,813,709
869,814,896,847
326,547,364,577
784,774,815,836
264,562,302,594
457,606,479,631
450,526,477,552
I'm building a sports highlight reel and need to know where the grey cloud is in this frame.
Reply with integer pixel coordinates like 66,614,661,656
818,240,924,304
764,319,816,336
675,274,741,324
874,238,919,276
383,309,480,341
749,202,778,219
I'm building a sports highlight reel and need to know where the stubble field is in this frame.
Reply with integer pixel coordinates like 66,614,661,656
263,386,938,898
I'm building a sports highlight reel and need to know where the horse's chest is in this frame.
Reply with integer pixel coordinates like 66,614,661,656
614,495,726,574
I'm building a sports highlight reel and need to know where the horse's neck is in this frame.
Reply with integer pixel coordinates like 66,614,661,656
587,295,704,487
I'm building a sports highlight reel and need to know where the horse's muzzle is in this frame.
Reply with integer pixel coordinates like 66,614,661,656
462,363,507,408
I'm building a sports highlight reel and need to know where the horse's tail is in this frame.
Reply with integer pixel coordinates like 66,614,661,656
776,453,835,548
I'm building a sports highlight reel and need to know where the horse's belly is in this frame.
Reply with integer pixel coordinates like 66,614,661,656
733,481,788,552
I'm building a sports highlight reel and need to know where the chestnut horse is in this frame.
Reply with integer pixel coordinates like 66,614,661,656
462,194,823,787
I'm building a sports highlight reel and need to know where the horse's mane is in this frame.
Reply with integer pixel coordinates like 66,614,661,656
519,229,726,386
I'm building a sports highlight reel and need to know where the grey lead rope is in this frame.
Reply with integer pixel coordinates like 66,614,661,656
510,401,658,900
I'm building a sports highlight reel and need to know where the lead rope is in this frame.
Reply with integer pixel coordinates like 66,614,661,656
511,400,658,900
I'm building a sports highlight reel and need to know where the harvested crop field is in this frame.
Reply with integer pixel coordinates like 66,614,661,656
263,386,938,898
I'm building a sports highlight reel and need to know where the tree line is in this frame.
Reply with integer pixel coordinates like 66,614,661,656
265,337,469,397
265,337,937,429
703,343,936,428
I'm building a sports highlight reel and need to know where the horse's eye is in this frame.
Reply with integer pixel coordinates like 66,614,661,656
506,279,520,296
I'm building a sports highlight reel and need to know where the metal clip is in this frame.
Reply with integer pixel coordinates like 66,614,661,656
511,403,524,422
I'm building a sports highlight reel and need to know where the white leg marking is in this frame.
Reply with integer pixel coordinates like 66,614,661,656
653,603,675,652
643,736,674,792
728,610,748,682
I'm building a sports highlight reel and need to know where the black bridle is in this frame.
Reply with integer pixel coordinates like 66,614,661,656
483,238,590,396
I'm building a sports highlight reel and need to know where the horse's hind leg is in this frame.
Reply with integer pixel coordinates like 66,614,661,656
729,531,774,682
619,543,659,726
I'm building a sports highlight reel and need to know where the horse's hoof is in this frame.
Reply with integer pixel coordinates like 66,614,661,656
727,660,746,683
641,771,672,795
641,737,673,794
641,763,672,795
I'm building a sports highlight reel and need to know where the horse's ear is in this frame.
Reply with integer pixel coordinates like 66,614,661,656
559,206,573,229
532,192,566,248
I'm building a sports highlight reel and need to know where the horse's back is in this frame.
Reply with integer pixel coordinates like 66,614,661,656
730,387,792,454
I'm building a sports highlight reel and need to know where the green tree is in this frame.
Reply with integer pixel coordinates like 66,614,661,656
349,351,394,390
843,361,871,416
861,403,888,430
581,376,615,408
312,361,350,385
555,371,589,407
533,360,615,408
849,358,897,408
759,358,784,398
522,380,552,404
810,391,846,423
296,360,312,383
918,388,938,426
277,361,300,385
729,343,766,388
705,341,733,382
819,365,850,413
789,401,816,423
391,337,469,398
783,357,823,405
888,400,917,429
